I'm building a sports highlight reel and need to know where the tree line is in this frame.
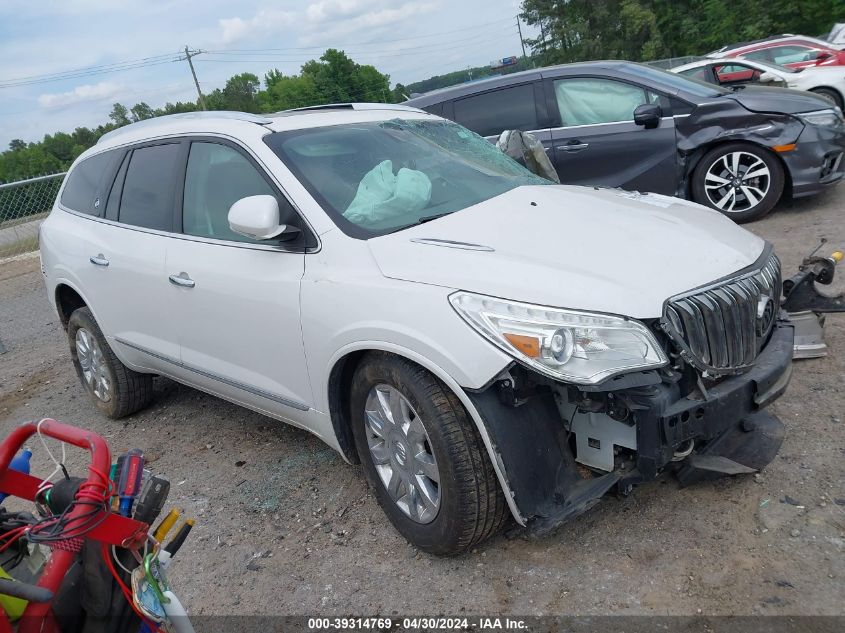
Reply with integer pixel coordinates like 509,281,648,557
520,0,842,65
0,50,401,183
3,1,843,182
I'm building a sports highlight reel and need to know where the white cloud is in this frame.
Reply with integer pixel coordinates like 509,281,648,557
219,2,438,48
298,1,438,45
306,0,378,23
37,81,124,108
219,9,296,44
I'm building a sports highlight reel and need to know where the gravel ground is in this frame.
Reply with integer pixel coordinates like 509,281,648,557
0,189,843,617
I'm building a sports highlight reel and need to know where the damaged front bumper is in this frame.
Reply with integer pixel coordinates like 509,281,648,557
466,322,794,534
783,121,845,198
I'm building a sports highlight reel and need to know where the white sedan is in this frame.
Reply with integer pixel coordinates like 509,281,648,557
671,57,845,109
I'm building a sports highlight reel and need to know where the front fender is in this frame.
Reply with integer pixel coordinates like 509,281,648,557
325,339,525,525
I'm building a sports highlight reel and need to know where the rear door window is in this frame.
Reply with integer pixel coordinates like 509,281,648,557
453,84,538,137
118,143,181,231
60,151,115,215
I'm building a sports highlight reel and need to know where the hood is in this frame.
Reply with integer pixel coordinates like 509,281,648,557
367,186,765,319
727,85,834,114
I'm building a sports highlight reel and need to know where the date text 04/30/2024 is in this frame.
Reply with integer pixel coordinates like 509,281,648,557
307,617,529,630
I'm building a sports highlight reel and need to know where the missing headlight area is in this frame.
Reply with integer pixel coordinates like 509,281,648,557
466,316,794,534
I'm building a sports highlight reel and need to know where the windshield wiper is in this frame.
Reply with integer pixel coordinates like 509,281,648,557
416,211,454,224
380,211,456,236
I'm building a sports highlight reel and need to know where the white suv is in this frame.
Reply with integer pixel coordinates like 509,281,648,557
40,106,793,554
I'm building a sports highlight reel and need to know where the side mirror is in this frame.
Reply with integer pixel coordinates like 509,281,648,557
633,103,662,129
814,51,833,64
228,195,300,241
758,71,778,83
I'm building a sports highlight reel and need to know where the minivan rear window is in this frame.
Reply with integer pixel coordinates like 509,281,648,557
60,151,114,215
118,143,181,231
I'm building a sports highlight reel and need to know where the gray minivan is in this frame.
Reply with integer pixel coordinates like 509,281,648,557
406,61,845,222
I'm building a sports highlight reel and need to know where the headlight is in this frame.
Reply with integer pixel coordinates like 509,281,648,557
449,292,668,385
798,108,844,128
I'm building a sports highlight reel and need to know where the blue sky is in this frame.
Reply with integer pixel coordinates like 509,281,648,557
0,0,535,148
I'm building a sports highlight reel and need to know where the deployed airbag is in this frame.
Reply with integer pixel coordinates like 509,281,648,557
496,130,560,183
343,159,432,227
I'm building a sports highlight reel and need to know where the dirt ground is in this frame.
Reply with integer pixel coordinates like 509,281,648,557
0,189,843,618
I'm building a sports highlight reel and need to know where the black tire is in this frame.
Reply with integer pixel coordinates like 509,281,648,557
350,352,508,555
810,87,844,110
691,142,785,223
67,307,153,418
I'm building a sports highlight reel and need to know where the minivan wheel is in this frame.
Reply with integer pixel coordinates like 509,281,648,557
67,307,153,419
349,353,508,555
691,143,784,223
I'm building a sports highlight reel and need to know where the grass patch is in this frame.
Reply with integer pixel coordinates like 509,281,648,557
0,235,38,260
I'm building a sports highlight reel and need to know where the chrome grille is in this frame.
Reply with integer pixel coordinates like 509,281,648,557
663,252,781,374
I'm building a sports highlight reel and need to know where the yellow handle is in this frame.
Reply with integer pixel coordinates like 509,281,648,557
831,251,843,263
153,507,181,542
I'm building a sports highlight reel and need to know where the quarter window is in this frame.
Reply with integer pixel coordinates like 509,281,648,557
553,78,650,127
118,143,180,231
453,84,538,137
182,142,284,243
60,151,114,215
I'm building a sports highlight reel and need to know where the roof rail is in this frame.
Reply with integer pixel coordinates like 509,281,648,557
97,111,274,144
274,102,425,115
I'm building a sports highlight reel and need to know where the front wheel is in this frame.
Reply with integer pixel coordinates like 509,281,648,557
691,143,785,223
349,353,508,555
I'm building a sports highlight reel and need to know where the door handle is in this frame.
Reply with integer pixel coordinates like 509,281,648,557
168,272,195,288
557,142,590,152
89,254,109,267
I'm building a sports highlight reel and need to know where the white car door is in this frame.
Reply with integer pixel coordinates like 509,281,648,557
165,139,314,418
76,142,183,372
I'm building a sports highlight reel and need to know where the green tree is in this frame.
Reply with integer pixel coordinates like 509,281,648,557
520,0,844,62
206,73,261,112
8,139,26,151
109,103,131,127
257,73,319,111
130,102,155,122
155,101,199,116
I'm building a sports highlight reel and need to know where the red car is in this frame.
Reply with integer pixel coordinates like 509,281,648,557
707,35,845,69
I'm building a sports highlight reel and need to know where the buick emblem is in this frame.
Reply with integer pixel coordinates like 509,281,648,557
756,295,775,336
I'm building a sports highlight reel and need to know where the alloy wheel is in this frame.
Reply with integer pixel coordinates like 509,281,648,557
364,384,441,524
75,328,112,402
703,151,771,213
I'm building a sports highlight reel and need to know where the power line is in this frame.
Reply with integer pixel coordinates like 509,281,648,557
0,15,521,90
0,18,511,89
204,26,517,58
205,16,516,53
197,31,520,64
0,53,181,88
0,58,179,89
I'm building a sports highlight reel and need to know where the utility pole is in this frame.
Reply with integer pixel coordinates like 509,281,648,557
181,45,207,110
516,14,528,60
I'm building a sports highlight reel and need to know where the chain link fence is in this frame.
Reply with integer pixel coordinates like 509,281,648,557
645,55,705,69
0,172,65,261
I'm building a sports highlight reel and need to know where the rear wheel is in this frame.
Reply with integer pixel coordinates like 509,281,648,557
349,352,508,555
67,307,154,418
691,143,784,223
810,87,843,110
